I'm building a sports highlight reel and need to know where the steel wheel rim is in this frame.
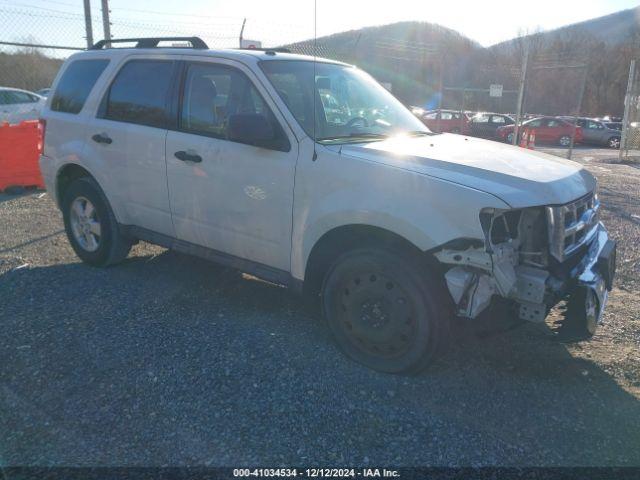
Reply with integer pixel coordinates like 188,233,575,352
337,270,417,359
70,196,101,252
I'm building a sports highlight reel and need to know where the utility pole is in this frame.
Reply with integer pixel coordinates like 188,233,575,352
101,0,111,46
83,0,93,48
513,41,529,145
620,60,636,162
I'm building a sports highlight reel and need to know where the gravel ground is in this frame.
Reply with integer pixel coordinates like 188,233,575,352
0,148,639,467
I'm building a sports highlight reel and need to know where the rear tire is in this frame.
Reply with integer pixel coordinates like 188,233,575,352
506,132,514,144
321,248,446,373
62,177,132,267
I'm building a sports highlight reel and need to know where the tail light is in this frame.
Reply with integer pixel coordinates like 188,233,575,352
37,118,46,155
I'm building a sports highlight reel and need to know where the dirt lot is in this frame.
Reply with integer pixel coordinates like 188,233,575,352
0,148,639,467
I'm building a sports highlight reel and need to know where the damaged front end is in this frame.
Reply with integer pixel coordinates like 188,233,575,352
434,191,616,331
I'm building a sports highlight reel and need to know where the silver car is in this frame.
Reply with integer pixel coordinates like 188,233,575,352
574,117,621,149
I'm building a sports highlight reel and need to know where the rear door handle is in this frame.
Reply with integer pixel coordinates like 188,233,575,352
92,133,112,144
174,150,202,163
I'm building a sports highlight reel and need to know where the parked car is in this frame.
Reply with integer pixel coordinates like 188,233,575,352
496,117,583,146
561,117,621,149
419,109,470,134
0,87,45,123
468,112,514,139
36,87,51,97
39,37,615,373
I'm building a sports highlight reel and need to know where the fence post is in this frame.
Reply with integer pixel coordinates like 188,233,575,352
620,60,636,162
436,55,444,133
239,18,246,48
83,0,93,48
513,41,530,145
567,65,588,160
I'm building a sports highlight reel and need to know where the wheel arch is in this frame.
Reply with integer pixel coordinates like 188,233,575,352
302,224,442,300
55,163,97,207
54,162,126,223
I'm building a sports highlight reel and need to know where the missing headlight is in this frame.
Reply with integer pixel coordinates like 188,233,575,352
480,207,548,267
480,208,522,246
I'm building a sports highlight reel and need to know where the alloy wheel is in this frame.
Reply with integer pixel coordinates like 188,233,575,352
69,196,101,252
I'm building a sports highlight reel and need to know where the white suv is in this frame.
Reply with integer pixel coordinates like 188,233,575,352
39,37,616,373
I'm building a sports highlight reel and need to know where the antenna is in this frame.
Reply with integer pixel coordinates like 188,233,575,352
312,0,318,161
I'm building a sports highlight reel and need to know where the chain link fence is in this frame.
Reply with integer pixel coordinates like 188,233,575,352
0,3,635,162
0,5,86,92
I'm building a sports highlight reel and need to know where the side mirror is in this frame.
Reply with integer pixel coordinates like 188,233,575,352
227,113,275,145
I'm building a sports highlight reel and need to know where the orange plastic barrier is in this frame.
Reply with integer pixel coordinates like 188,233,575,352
0,120,44,191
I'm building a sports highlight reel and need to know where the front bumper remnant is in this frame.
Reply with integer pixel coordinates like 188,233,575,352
574,223,616,324
435,222,616,326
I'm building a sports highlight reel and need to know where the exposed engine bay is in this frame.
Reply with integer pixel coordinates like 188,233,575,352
435,191,616,329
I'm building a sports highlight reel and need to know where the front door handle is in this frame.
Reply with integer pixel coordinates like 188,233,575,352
174,150,202,163
92,133,112,144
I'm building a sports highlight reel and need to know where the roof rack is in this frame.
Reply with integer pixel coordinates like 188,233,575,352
237,47,291,54
90,37,208,50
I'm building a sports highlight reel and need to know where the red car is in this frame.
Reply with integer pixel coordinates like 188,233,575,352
419,109,470,135
496,117,583,146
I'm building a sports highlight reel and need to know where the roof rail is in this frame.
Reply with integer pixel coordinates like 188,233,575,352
90,37,208,50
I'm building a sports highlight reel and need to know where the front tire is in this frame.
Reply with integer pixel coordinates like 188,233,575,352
557,287,599,342
559,135,571,147
607,136,621,149
506,132,514,144
321,248,446,373
62,177,132,267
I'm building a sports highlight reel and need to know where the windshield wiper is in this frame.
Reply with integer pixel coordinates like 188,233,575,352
406,130,434,136
317,133,389,141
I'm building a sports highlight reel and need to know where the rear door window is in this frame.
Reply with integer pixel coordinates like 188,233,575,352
103,59,175,128
51,59,109,114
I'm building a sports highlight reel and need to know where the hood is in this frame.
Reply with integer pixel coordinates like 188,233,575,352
339,134,595,208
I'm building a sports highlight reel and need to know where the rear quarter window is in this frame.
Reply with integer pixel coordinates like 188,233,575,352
51,59,110,114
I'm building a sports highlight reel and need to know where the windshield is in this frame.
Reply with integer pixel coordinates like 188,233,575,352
260,60,430,143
